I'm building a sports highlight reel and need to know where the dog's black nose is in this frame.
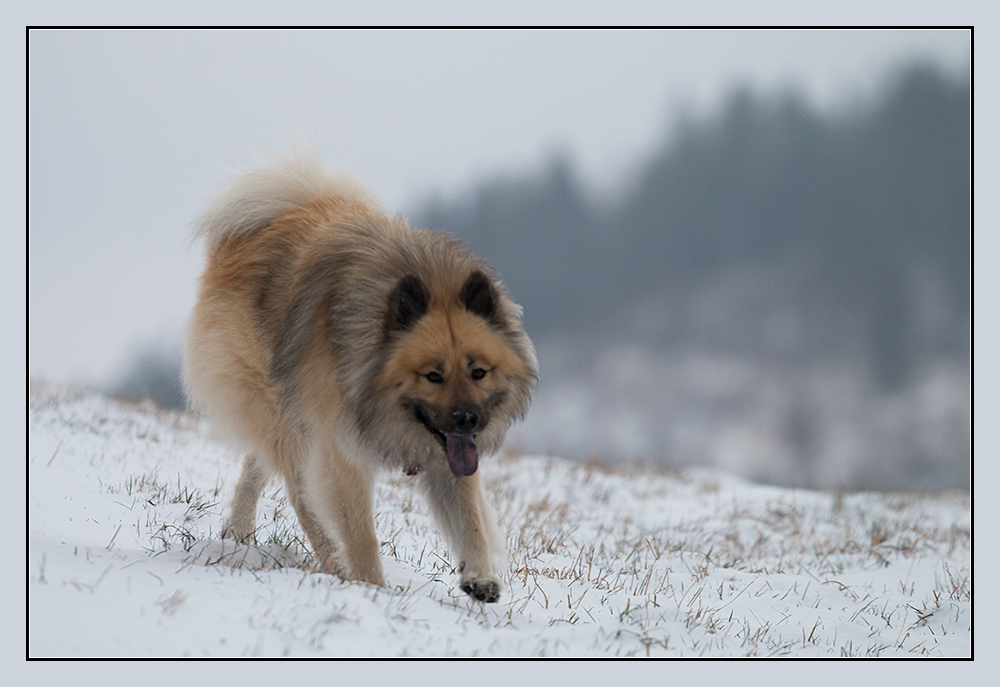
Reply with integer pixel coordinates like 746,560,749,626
452,410,479,433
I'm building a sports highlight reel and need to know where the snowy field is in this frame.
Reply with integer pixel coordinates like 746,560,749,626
28,381,971,659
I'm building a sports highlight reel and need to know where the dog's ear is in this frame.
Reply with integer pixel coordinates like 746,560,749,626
389,274,430,332
460,270,498,323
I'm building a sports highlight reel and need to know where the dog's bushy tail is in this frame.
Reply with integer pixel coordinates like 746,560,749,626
196,147,382,248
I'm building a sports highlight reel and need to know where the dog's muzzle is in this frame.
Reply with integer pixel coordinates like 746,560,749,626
413,405,480,478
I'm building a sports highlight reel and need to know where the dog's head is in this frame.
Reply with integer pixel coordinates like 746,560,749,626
373,270,536,477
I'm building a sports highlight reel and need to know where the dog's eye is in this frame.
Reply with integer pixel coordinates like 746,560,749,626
425,371,444,384
471,368,487,381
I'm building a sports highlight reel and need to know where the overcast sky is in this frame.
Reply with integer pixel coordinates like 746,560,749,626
27,29,971,387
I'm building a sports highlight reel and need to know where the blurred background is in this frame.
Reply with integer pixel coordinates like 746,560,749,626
28,29,970,490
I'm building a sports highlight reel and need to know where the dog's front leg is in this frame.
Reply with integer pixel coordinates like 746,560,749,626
421,465,503,602
309,442,386,587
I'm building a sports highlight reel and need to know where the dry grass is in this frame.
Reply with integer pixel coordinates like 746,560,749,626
40,371,962,658
97,450,970,656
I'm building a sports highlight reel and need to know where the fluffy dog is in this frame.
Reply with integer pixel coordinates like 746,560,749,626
182,151,537,602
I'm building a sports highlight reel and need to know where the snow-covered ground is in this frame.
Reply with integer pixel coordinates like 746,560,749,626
28,381,970,658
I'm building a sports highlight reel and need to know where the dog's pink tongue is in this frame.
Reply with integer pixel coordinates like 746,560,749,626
446,434,479,478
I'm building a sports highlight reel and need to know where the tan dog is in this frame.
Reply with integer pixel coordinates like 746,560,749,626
183,151,537,601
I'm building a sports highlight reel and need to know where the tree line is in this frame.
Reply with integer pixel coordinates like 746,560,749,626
416,63,970,392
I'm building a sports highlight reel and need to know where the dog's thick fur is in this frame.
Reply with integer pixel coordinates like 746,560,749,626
183,151,537,602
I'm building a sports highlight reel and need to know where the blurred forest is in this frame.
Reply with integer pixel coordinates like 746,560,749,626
418,64,969,393
416,63,970,489
116,63,970,489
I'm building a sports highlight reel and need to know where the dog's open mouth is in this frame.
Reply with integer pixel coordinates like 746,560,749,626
415,407,479,478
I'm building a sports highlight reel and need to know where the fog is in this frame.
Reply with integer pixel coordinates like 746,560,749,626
28,29,971,490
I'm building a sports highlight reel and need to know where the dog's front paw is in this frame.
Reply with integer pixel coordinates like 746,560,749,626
460,576,501,603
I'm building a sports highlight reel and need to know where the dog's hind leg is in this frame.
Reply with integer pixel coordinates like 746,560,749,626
223,451,269,542
420,464,503,602
284,470,346,577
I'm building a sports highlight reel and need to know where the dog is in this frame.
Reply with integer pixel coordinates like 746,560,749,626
182,150,538,602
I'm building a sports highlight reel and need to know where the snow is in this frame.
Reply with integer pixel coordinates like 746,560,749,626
28,381,970,658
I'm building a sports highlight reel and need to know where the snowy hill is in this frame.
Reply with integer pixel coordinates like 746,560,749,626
28,381,970,657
